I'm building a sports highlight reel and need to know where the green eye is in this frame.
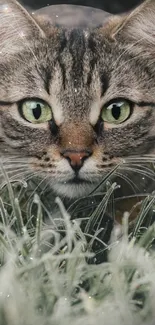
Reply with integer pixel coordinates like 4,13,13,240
20,100,52,124
101,100,131,124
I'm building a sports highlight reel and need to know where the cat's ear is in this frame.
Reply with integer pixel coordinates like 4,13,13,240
113,0,155,45
0,0,45,55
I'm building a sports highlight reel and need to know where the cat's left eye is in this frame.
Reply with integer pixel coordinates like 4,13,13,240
101,100,131,124
19,100,52,124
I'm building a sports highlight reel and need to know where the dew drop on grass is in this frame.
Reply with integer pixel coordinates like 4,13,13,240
23,181,27,188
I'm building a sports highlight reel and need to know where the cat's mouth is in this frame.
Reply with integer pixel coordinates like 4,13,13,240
52,175,98,198
63,177,91,185
66,177,90,184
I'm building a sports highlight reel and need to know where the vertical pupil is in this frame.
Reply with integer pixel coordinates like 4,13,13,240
112,104,121,120
33,104,42,120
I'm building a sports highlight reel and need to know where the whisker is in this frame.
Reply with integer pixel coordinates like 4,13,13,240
122,163,155,177
4,163,29,167
2,156,30,162
23,171,43,182
85,183,116,233
1,166,29,174
115,171,140,193
39,177,54,196
120,166,155,181
0,165,29,181
89,164,120,195
24,175,49,207
124,155,155,163
10,170,33,180
0,169,32,187
0,172,31,191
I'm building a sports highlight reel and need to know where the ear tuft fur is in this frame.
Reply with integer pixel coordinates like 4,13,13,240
113,0,155,45
0,0,45,55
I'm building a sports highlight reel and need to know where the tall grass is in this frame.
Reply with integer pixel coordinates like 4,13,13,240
0,168,155,325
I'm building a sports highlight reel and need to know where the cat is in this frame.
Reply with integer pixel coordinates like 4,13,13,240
0,0,155,201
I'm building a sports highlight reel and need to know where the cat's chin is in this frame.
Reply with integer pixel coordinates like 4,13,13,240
52,181,96,199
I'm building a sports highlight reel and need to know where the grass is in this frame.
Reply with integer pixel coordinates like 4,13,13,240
0,168,155,325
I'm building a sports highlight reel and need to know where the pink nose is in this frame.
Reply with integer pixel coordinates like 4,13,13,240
61,150,92,171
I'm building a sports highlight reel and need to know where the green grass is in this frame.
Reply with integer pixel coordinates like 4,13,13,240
0,170,155,325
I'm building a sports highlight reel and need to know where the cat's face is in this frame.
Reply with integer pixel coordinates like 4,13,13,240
0,0,155,198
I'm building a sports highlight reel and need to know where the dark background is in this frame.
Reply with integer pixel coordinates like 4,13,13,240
22,0,143,13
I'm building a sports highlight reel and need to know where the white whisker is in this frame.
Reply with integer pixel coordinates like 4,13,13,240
24,174,49,206
120,166,155,181
122,163,155,176
40,178,53,196
115,171,139,193
124,155,155,163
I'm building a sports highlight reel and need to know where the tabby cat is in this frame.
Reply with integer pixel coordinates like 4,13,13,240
0,0,155,200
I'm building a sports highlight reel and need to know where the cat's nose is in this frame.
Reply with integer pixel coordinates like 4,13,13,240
61,150,92,172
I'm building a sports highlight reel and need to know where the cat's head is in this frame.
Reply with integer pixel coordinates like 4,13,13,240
0,0,155,198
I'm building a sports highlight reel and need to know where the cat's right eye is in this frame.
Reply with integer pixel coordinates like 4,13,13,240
19,99,52,124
